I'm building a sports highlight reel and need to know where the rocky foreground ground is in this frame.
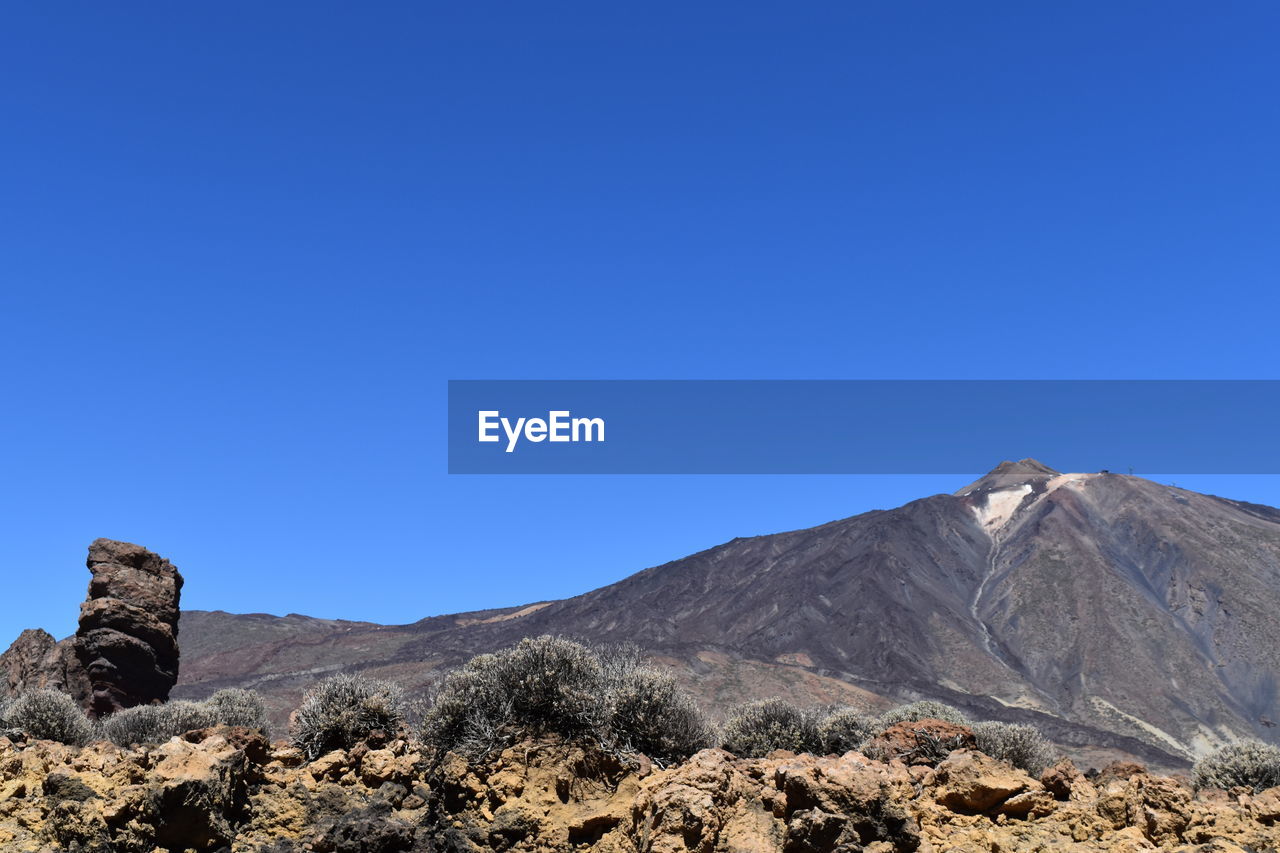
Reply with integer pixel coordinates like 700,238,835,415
0,728,1278,853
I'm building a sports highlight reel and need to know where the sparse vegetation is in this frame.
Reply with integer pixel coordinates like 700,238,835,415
1192,740,1280,793
292,674,405,760
420,636,713,764
422,636,606,760
207,688,269,731
721,698,821,758
102,690,271,747
607,664,714,765
818,707,878,755
103,700,217,746
1,689,94,746
878,700,969,728
971,721,1056,774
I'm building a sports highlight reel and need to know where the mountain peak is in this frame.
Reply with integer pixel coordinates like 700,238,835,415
992,458,1059,477
956,458,1061,495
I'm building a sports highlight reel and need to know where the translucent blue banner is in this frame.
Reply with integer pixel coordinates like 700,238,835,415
447,380,1280,474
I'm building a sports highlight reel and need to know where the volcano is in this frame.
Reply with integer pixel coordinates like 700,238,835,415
166,461,1280,768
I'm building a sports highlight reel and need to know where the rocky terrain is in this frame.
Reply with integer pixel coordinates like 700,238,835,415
2,725,1279,852
165,463,1280,769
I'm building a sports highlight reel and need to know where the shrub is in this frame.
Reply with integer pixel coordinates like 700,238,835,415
207,688,268,731
421,637,713,765
102,705,167,746
102,699,220,747
292,674,405,761
877,700,969,729
721,699,821,758
971,721,1056,775
1192,740,1280,792
607,665,713,766
2,689,94,745
422,636,609,760
818,707,878,755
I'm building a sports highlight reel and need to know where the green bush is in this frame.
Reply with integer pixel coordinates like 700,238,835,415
721,698,821,758
607,665,713,766
292,674,405,761
818,707,878,755
1192,740,1280,792
877,700,969,729
2,689,94,746
207,688,268,731
971,721,1056,775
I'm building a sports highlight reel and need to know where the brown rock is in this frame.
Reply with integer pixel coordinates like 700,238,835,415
0,629,89,702
1041,757,1095,801
863,718,976,766
931,749,1038,813
996,787,1057,818
1096,760,1148,784
1,733,1280,852
75,538,184,717
1248,786,1280,823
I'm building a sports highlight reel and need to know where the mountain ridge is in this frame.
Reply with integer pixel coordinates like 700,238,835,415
9,462,1277,770
154,462,1280,771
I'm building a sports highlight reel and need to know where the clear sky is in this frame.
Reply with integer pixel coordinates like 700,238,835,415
3,3,1279,642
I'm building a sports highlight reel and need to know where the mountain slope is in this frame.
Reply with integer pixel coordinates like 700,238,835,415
172,462,1280,768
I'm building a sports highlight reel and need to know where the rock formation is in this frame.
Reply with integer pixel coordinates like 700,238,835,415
0,629,87,700
2,731,1280,852
0,539,183,717
75,538,184,716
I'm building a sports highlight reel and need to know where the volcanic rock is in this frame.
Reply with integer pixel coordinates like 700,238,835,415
75,538,184,716
0,628,88,701
4,733,1280,851
862,718,977,766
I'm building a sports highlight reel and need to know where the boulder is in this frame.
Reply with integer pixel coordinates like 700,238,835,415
930,749,1039,813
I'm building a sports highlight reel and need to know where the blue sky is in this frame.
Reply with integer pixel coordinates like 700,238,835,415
3,3,1279,641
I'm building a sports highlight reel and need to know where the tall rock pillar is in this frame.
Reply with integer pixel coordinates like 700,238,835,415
74,538,184,716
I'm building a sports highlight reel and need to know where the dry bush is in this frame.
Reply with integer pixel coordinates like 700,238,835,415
1192,740,1280,792
421,636,712,765
721,698,821,758
102,700,220,747
2,689,94,746
607,665,713,766
422,636,608,761
292,674,405,760
877,700,969,729
207,688,268,731
971,721,1056,774
818,707,878,755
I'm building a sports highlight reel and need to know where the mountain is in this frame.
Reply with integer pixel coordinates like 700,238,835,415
171,462,1280,768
